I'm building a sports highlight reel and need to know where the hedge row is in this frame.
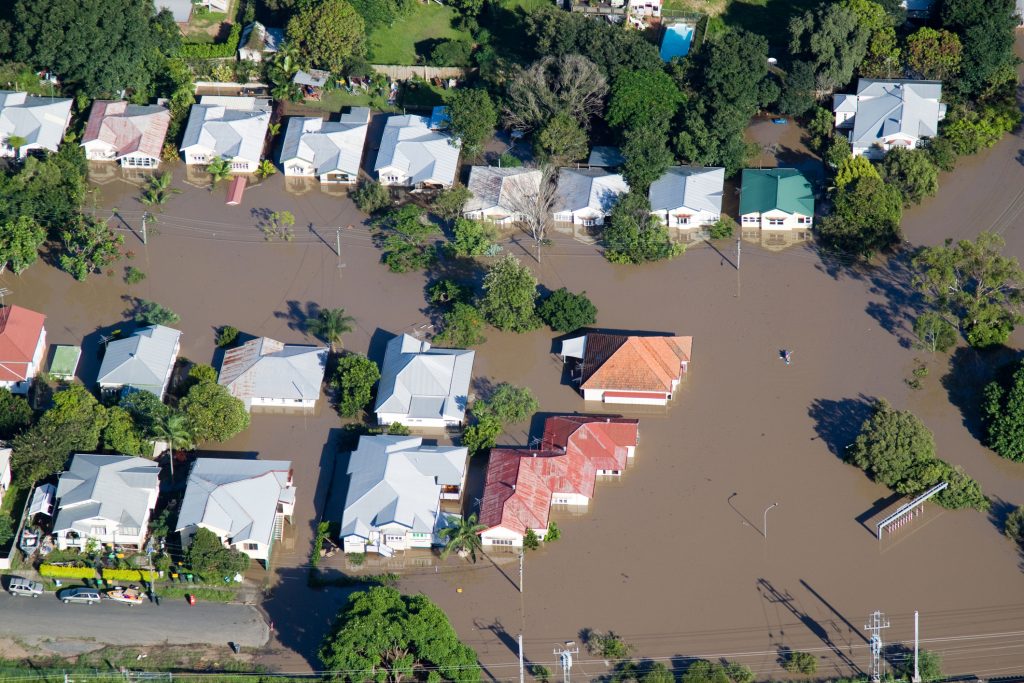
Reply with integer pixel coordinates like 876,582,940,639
179,23,242,59
102,568,154,582
39,565,97,579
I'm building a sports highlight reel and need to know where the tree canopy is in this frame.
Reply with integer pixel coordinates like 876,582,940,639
479,255,540,332
180,381,250,444
940,0,1018,98
444,88,496,157
607,69,682,130
818,172,902,259
538,288,597,333
788,4,869,94
187,527,251,579
906,27,963,80
286,0,366,73
983,360,1024,462
0,388,32,440
881,148,939,206
320,586,480,682
331,353,380,418
603,192,682,264
474,383,539,424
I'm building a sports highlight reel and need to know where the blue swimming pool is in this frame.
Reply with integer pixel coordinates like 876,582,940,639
660,22,695,62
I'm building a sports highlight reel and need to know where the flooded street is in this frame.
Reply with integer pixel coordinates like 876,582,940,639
8,96,1024,679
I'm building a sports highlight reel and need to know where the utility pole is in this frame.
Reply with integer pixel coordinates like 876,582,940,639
335,227,342,268
141,212,149,245
519,551,524,593
864,611,890,683
518,634,525,683
763,502,778,540
553,642,578,683
736,237,741,298
912,611,921,683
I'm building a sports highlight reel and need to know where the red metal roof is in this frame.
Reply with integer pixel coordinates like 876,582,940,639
478,449,553,535
541,415,639,472
0,305,45,381
226,176,247,205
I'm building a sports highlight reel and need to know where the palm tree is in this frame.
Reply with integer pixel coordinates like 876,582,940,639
304,308,355,352
255,159,276,180
439,513,487,562
4,134,27,158
140,172,180,209
152,412,194,481
207,156,233,185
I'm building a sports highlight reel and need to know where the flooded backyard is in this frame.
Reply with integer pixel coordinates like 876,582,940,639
8,115,1024,681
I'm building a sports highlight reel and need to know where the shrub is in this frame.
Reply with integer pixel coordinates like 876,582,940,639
39,565,98,579
538,288,597,333
134,299,181,326
102,568,148,582
708,215,737,240
430,39,473,67
522,528,540,550
498,152,521,168
783,651,817,675
124,266,146,284
216,325,240,347
352,179,391,214
545,521,560,542
1005,506,1024,548
179,23,242,58
587,631,633,659
331,353,381,418
474,383,538,424
346,552,366,566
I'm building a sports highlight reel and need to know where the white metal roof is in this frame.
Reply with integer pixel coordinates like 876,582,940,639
464,166,543,214
96,325,181,396
218,337,327,407
180,96,271,163
843,79,945,148
648,166,725,214
374,114,460,186
53,455,159,535
373,334,474,422
0,91,72,153
279,109,370,177
553,168,629,215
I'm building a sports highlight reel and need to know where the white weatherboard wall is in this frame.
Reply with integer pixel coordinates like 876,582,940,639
740,209,812,231
582,388,670,405
481,526,548,547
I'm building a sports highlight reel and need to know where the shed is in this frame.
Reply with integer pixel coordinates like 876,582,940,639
50,345,81,381
226,176,247,205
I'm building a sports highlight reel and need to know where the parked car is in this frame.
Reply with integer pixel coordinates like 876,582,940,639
58,587,101,605
7,576,43,597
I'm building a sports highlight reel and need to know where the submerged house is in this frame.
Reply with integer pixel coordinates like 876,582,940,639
280,108,370,184
374,334,474,429
217,336,327,410
560,333,693,405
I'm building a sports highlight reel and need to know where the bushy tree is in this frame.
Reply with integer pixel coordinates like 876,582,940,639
913,311,958,353
187,527,251,579
475,383,538,424
430,39,473,67
538,288,597,333
503,55,608,132
983,361,1024,462
435,303,487,348
180,381,250,443
461,413,502,456
607,70,682,129
133,299,181,326
777,60,817,117
940,0,1017,98
906,27,963,80
942,102,1021,156
429,280,472,307
911,232,1024,348
818,173,903,258
783,651,818,675
348,0,411,30
0,216,46,275
331,353,380,418
12,385,108,485
444,89,496,157
604,192,683,264
374,205,439,273
536,112,589,163
834,155,879,190
449,219,495,258
286,0,366,72
120,390,169,438
433,186,472,223
352,179,391,214
479,255,540,332
59,216,124,281
925,137,958,172
788,4,870,94
881,148,938,206
622,124,673,194
0,388,33,439
320,587,480,682
1005,506,1024,548
101,406,148,456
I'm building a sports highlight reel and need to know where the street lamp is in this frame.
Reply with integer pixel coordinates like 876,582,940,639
763,502,779,540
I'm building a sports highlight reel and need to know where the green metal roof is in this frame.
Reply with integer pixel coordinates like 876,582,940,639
50,345,81,379
738,168,814,217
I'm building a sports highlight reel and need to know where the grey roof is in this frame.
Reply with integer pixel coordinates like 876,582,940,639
157,0,192,22
464,166,543,214
53,455,159,535
373,334,474,423
332,435,468,539
280,109,370,177
648,166,725,214
588,146,625,168
553,168,629,215
844,79,945,148
176,458,294,547
239,23,283,55
0,91,73,153
218,337,327,406
374,114,460,186
293,69,331,87
97,325,181,397
180,96,272,162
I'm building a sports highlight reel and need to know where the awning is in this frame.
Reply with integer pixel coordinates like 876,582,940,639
28,483,56,517
560,336,587,360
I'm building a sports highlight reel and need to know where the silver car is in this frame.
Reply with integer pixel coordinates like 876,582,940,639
7,577,43,597
58,587,101,605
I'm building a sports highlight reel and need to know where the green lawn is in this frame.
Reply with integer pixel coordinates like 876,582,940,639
367,4,473,65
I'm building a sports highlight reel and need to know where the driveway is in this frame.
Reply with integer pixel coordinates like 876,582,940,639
0,592,269,650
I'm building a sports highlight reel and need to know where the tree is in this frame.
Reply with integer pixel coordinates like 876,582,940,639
783,652,817,675
320,586,480,682
586,631,633,659
331,353,380,418
806,107,836,153
681,661,735,683
881,148,938,206
374,205,439,273
503,55,608,132
429,280,472,307
942,102,1021,156
841,0,900,78
286,0,366,73
725,663,755,683
151,411,193,479
187,527,251,579
913,311,958,353
59,216,124,281
523,528,540,550
475,383,538,424
983,361,1024,462
834,155,878,190
305,308,355,352
604,192,683,264
352,179,391,214
479,255,540,332
622,124,674,194
255,160,277,180
925,136,958,172
0,515,13,547
41,385,108,452
0,388,32,439
444,89,496,157
538,288,597,333
205,157,233,185
535,112,589,163
140,173,179,210
818,173,903,258
180,382,250,443
433,186,473,223
133,299,181,326
503,167,558,263
435,303,487,348
216,326,239,347
847,399,937,492
187,363,218,387
348,0,411,30
101,406,148,456
12,385,108,485
439,512,487,561
788,4,870,94
825,136,852,169
0,216,45,274
461,414,502,456
940,0,1017,98
777,60,818,117
120,391,170,438
12,0,179,98
430,39,472,67
607,70,682,130
449,219,496,258
911,232,1024,348
1005,506,1024,548
906,28,963,80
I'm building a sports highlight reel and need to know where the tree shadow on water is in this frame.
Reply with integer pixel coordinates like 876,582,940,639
863,250,926,349
808,396,876,459
941,345,1022,442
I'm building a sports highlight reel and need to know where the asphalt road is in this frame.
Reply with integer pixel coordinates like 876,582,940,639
0,592,269,648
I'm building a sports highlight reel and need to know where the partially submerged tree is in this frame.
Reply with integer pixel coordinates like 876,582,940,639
438,513,487,562
603,192,682,264
479,255,540,332
538,288,597,333
501,166,558,263
331,353,380,418
305,308,355,352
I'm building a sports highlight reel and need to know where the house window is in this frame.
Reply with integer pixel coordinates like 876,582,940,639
796,216,810,224
674,215,691,225
581,218,600,227
490,538,513,546
91,526,107,536
385,534,404,543
243,543,259,550
767,218,785,226
411,532,428,538
231,161,248,171
742,215,758,224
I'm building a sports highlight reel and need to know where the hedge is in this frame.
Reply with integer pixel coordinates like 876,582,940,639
39,565,97,579
179,23,242,59
102,568,154,582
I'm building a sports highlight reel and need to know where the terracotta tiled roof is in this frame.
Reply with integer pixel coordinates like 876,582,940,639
541,415,639,472
580,333,692,392
478,449,553,535
82,101,170,159
0,305,45,382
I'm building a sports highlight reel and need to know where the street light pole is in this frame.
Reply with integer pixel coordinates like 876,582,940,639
763,502,779,540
